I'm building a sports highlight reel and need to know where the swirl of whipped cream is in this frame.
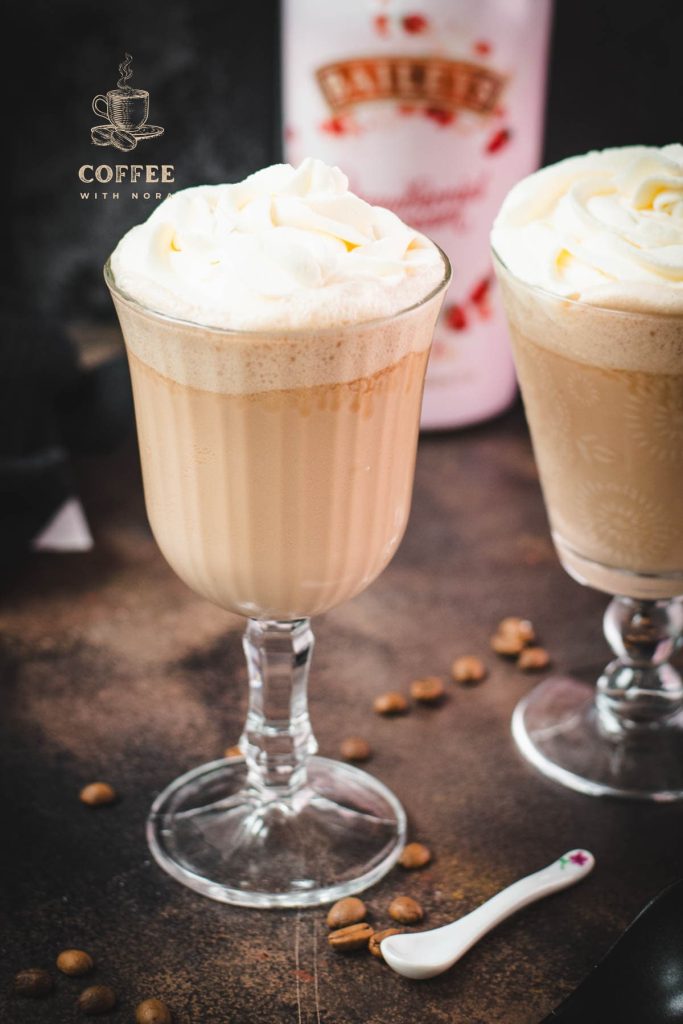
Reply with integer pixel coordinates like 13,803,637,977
491,144,683,313
110,158,443,330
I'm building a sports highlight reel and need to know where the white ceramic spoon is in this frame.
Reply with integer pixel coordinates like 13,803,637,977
381,849,595,980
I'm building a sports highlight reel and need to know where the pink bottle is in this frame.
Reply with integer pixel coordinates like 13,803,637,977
282,0,553,429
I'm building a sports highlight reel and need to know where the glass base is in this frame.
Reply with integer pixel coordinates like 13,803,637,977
512,676,683,802
147,755,407,907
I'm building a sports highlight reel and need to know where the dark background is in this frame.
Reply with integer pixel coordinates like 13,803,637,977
5,0,682,325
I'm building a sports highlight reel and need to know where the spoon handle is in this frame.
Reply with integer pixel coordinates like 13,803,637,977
445,849,595,949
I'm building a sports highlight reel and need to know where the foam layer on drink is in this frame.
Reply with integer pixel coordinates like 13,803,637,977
492,145,683,374
111,288,444,395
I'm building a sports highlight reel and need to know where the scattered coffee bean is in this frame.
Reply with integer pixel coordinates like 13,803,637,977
57,949,94,976
326,896,367,929
136,998,173,1024
79,782,117,807
224,745,242,758
389,895,424,924
368,928,404,959
78,985,117,1015
328,922,374,951
14,968,54,997
340,737,372,762
499,616,536,644
373,691,408,715
490,631,526,656
399,842,432,869
409,676,445,704
451,655,487,684
518,646,551,671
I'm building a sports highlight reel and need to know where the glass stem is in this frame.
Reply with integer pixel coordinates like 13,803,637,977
240,618,318,796
597,596,683,733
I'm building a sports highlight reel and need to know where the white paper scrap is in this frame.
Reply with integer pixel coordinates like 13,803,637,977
32,498,94,553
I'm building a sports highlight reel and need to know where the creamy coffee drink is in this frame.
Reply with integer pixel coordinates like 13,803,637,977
109,158,446,619
492,145,683,599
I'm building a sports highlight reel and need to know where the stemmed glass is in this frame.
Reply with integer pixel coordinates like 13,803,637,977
494,252,683,800
106,253,450,906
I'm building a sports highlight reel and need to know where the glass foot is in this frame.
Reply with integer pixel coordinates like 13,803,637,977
147,755,407,907
512,676,683,802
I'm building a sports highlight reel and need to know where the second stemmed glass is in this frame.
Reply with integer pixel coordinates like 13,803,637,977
106,252,450,907
494,251,683,800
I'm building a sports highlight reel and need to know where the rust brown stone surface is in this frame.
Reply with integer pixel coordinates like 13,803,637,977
1,404,682,1023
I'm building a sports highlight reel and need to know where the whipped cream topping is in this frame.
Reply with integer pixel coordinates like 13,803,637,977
491,144,683,313
110,158,444,329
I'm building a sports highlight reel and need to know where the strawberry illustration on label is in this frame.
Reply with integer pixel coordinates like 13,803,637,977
425,107,456,127
445,304,468,331
486,128,512,154
402,13,428,34
320,115,355,136
470,276,491,305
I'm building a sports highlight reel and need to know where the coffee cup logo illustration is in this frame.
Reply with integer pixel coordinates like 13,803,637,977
91,54,164,152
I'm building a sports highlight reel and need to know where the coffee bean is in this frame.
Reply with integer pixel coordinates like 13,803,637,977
518,646,551,671
340,736,372,762
57,949,94,976
368,928,404,959
136,998,173,1024
451,655,487,684
399,842,432,869
224,745,242,758
409,676,445,704
14,968,54,997
91,125,114,146
490,631,526,656
499,616,536,644
326,896,367,929
373,692,408,715
79,782,117,807
389,896,424,924
78,985,117,1015
328,922,374,951
110,129,137,152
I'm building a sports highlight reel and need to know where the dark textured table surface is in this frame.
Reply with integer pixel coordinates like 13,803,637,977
2,399,683,1024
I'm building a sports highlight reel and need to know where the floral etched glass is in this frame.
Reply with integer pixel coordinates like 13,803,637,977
494,251,683,800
